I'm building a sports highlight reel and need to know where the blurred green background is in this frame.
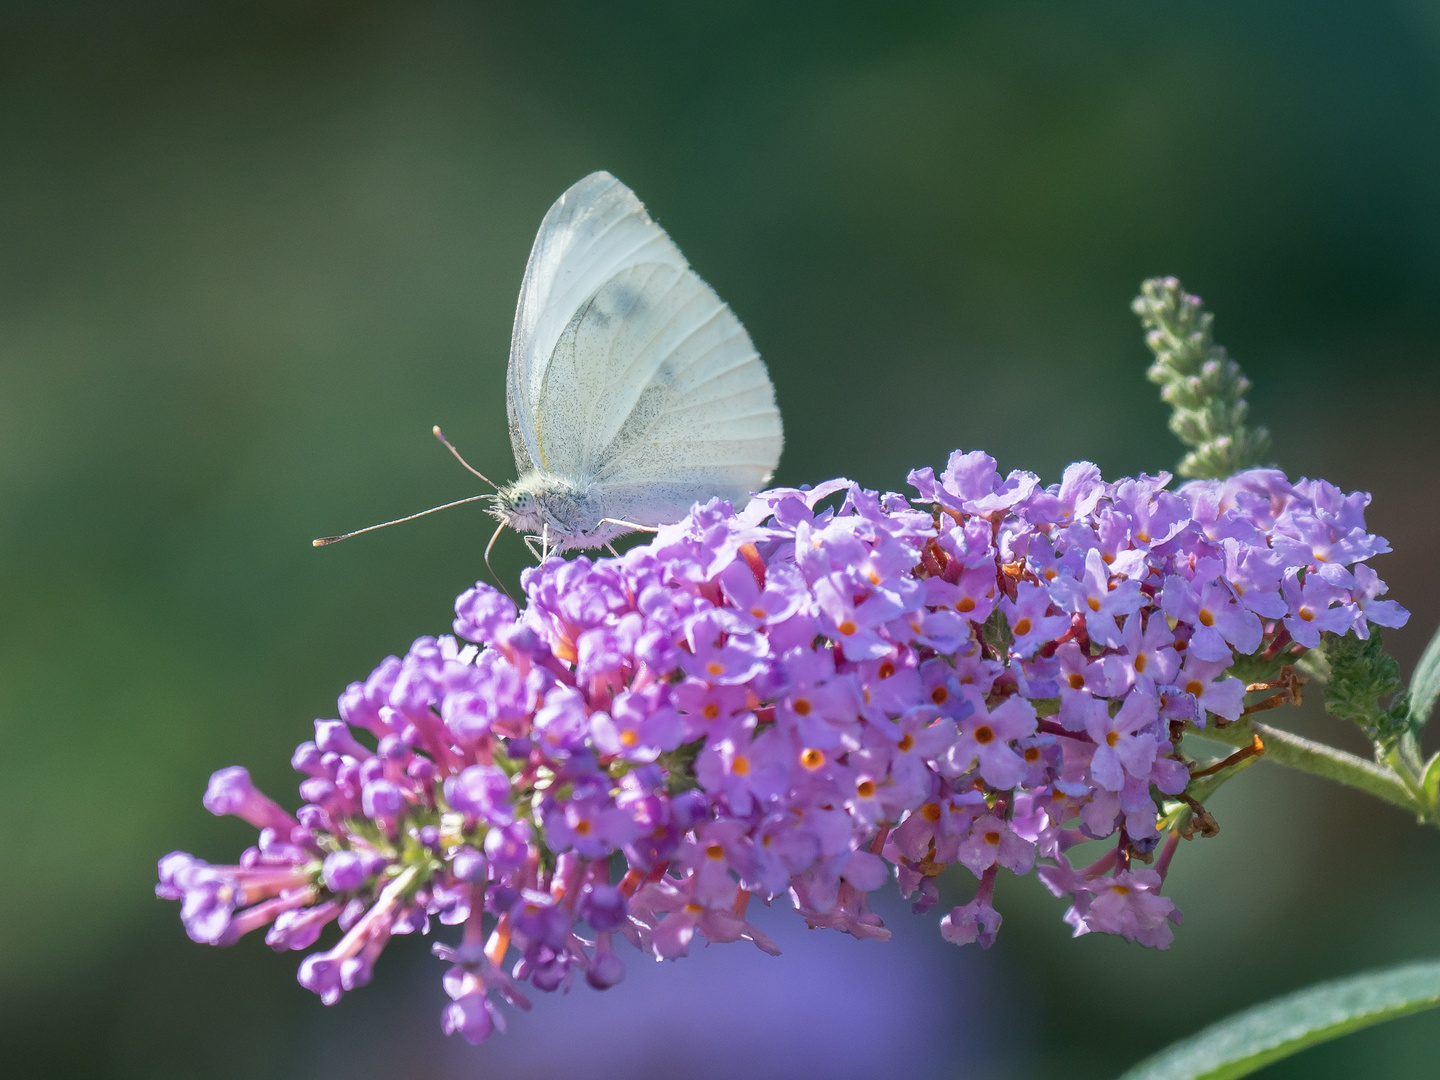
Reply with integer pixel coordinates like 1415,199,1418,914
2,1,1438,1077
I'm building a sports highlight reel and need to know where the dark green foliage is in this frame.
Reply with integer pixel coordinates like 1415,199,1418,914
1406,620,1440,729
1134,277,1272,480
982,606,1013,656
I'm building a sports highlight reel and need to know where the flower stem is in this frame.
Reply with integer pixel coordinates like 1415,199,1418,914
1383,747,1429,806
1193,718,1427,818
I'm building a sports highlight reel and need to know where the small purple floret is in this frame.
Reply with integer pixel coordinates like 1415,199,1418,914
203,767,298,834
322,851,368,893
445,765,513,825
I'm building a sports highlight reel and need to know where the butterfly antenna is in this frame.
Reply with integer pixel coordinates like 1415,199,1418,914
433,426,498,489
312,493,492,547
483,521,514,601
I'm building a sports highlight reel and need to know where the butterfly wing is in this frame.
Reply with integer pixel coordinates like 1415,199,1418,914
507,172,687,476
509,173,782,527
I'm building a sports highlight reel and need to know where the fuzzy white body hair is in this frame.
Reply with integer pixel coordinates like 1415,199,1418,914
490,472,632,553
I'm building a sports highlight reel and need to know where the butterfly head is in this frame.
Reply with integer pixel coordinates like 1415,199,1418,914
489,480,545,536
490,473,604,548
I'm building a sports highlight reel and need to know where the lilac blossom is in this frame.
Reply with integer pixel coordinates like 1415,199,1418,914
1049,547,1145,647
943,696,1036,790
1000,582,1072,659
158,456,1406,1044
202,767,299,835
940,894,1003,949
1113,612,1180,693
1347,563,1410,638
1084,692,1162,793
1281,567,1354,648
1161,576,1262,662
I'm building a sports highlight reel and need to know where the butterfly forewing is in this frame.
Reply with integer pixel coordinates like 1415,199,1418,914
505,171,782,533
507,172,686,476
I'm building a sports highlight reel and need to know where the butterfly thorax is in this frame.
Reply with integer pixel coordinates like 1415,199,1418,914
490,472,626,552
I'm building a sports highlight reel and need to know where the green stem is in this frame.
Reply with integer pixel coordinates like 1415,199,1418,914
1192,718,1425,817
1383,747,1428,805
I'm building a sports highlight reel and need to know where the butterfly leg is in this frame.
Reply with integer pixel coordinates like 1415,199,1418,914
483,522,515,601
522,534,543,563
598,518,660,534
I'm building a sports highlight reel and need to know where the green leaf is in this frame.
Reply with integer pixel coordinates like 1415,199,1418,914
1422,752,1440,809
1408,620,1440,730
1117,959,1440,1080
981,607,1012,656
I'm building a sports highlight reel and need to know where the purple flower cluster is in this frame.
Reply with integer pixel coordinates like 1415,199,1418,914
158,453,1406,1042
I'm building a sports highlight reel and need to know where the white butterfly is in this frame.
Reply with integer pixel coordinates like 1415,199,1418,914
489,171,783,558
316,172,782,565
